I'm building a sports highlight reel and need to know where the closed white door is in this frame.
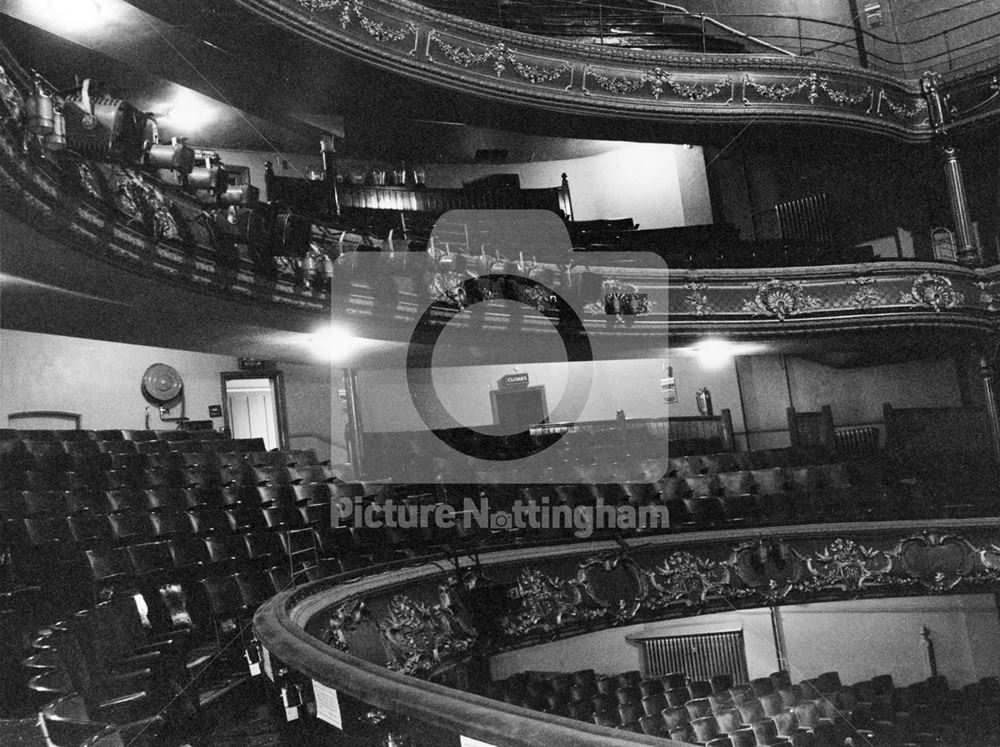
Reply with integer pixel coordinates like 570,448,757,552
226,378,279,450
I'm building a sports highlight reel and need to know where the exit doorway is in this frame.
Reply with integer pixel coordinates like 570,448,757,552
220,371,289,450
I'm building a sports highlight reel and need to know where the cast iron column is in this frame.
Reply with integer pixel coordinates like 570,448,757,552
981,352,1000,465
921,73,980,266
942,145,979,266
321,134,340,217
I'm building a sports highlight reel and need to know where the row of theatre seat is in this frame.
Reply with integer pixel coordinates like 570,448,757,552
0,428,237,442
22,593,214,746
0,445,982,614
488,667,1000,746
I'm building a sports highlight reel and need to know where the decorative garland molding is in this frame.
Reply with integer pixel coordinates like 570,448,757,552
0,41,997,341
254,520,1000,747
223,0,1000,139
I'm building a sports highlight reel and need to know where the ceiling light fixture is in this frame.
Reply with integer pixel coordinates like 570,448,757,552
157,89,218,133
692,338,735,370
308,325,360,363
164,104,214,133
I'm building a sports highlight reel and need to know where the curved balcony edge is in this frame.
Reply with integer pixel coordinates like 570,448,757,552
255,518,1000,747
0,136,331,319
1,106,998,339
235,0,961,141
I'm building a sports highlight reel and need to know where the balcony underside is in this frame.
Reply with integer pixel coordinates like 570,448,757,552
236,0,1000,142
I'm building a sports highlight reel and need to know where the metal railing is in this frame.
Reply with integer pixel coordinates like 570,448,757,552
421,0,1000,77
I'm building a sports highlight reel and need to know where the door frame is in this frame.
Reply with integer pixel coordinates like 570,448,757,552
219,370,290,450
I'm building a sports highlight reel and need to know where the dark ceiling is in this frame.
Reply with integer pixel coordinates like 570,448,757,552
0,0,803,164
3,0,998,169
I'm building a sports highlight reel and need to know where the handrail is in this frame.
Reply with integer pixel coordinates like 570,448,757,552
256,518,1000,746
473,0,1000,77
7,411,82,429
646,1,796,57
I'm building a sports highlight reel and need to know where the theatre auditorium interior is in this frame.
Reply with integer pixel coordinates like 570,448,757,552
6,1,1000,746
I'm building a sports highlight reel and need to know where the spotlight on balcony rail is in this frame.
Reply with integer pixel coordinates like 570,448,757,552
184,150,227,196
143,120,196,178
25,77,55,135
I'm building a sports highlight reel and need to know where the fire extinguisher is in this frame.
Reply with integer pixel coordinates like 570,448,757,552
696,388,713,416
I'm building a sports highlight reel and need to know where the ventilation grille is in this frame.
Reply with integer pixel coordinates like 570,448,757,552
835,426,880,455
774,193,833,243
641,630,749,682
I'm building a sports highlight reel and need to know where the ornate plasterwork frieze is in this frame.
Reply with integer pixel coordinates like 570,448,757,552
844,275,890,309
483,529,1000,643
246,0,937,139
378,590,477,675
892,532,978,592
742,279,823,321
683,281,716,316
296,0,417,51
322,598,369,652
900,272,965,311
0,63,25,123
582,65,734,103
979,280,1000,312
426,34,572,86
802,538,894,593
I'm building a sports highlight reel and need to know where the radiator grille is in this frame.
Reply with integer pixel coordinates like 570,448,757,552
774,193,833,244
641,630,749,682
835,426,880,455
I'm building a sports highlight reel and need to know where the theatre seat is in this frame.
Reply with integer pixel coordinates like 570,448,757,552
149,512,192,538
205,535,250,573
66,514,113,545
304,558,344,582
235,570,276,608
262,505,304,531
293,482,332,504
223,507,267,533
107,511,153,543
127,541,174,580
639,712,663,735
85,547,134,588
241,532,285,566
252,465,293,486
255,484,297,507
167,537,210,577
186,509,230,536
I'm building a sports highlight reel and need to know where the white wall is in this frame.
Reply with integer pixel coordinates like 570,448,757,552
427,144,713,230
0,329,234,431
736,354,963,451
778,595,1000,688
358,348,958,455
206,143,716,232
356,353,745,438
490,595,1000,688
283,361,345,464
490,609,777,680
0,330,343,462
785,356,962,425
